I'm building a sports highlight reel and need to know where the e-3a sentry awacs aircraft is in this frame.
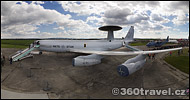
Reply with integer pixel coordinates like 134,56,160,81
10,26,182,77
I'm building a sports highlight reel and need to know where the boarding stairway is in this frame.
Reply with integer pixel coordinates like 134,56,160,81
9,44,40,62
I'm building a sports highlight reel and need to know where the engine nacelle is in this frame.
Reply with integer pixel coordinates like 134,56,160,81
72,54,103,67
117,54,146,77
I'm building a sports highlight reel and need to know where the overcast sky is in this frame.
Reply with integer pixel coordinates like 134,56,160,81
1,1,189,39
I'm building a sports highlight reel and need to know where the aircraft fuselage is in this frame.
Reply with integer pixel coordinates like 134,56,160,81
37,40,125,52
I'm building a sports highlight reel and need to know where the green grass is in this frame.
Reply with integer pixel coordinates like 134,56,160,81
1,44,28,49
164,48,189,74
129,42,148,46
1,40,35,48
1,40,35,46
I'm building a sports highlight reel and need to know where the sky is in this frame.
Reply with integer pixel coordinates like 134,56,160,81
1,1,189,39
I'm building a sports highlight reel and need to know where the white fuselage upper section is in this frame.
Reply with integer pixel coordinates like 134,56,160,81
37,40,127,52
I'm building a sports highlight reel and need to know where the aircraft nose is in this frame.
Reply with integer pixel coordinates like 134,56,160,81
33,40,41,48
117,65,129,77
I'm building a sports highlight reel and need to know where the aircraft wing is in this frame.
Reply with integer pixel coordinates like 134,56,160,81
69,47,182,56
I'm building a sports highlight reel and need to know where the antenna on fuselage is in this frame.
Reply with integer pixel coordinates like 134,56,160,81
99,26,122,42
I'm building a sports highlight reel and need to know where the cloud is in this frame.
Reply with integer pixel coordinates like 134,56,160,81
150,13,170,24
57,1,108,16
86,16,102,24
1,1,71,27
116,1,160,8
103,8,149,25
1,1,189,39
151,13,164,21
31,1,45,5
104,8,131,18
172,12,189,25
151,1,189,17
54,26,65,30
169,1,189,11
1,24,38,38
1,1,88,38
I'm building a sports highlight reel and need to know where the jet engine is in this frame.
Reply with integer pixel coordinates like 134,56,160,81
72,54,103,67
117,54,146,77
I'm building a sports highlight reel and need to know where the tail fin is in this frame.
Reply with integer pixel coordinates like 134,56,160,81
160,36,169,46
125,26,134,41
166,36,169,42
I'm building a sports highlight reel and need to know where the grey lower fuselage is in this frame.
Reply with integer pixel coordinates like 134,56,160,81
37,40,127,52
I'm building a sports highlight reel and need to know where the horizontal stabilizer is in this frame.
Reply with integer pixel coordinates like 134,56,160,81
125,45,142,51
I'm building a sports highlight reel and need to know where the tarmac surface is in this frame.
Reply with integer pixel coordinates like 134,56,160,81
1,89,48,99
1,46,189,99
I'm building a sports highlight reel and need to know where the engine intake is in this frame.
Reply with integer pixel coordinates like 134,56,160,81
117,54,146,77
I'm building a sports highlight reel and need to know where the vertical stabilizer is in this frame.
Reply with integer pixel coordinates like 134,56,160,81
166,36,169,42
125,26,134,41
160,36,169,46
